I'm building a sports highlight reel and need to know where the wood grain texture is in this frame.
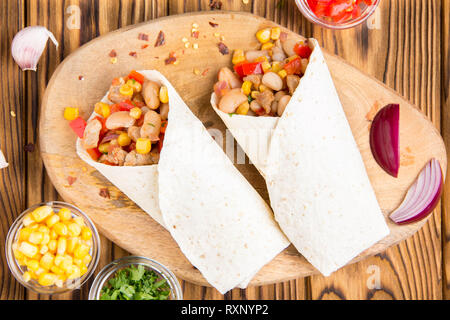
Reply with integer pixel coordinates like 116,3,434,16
0,0,447,300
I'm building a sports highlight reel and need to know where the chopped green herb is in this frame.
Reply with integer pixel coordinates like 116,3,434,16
100,264,171,300
228,113,236,117
247,95,253,103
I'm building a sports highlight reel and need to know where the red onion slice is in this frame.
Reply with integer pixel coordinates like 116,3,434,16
390,159,443,225
370,104,400,177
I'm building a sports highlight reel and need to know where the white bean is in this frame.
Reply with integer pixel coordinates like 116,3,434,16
277,95,291,116
245,50,270,62
218,89,247,113
218,67,242,89
282,38,298,57
105,111,136,130
142,80,160,109
262,72,283,91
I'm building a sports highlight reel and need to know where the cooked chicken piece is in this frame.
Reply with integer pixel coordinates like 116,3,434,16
82,118,102,149
127,126,141,142
255,90,274,114
104,147,128,166
140,110,162,142
105,111,136,130
124,150,159,166
107,78,128,104
271,46,287,62
286,75,300,95
243,74,262,89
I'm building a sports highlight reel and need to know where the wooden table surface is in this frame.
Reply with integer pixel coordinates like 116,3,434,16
0,0,448,300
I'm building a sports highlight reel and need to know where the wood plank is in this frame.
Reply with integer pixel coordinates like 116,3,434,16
310,0,443,300
0,0,26,300
441,0,449,300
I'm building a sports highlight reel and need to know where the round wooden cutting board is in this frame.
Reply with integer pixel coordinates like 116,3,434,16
40,12,447,287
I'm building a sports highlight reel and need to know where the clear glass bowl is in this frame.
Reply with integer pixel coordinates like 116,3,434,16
5,201,100,295
89,256,183,300
295,0,380,30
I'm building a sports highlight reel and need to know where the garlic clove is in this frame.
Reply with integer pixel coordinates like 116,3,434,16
0,150,8,169
11,26,58,71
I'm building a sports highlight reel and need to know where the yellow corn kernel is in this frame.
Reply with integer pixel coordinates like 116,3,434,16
63,107,79,121
251,91,259,99
67,223,82,237
40,252,54,270
35,267,45,277
13,243,25,260
57,274,67,282
80,264,88,276
159,86,169,104
83,254,92,266
42,233,51,246
98,142,110,154
53,222,68,237
261,61,272,73
74,243,90,260
254,55,269,63
50,229,58,240
67,237,79,254
260,85,272,92
286,54,299,62
232,49,245,65
73,258,82,267
136,138,152,154
18,227,32,241
29,224,39,230
271,61,283,73
60,256,73,273
51,265,64,275
236,102,250,115
58,208,72,221
117,132,131,147
119,84,134,96
54,255,64,267
23,271,32,282
17,257,27,266
256,28,271,44
22,214,35,227
57,237,67,255
81,227,92,241
261,42,274,51
37,225,49,234
31,206,53,223
26,259,40,272
129,107,142,120
38,272,57,286
241,81,253,96
40,244,49,255
55,279,64,288
28,231,44,245
277,69,287,79
271,27,281,40
67,265,81,280
94,102,110,118
126,79,142,93
33,252,42,261
45,214,60,228
19,242,38,258
48,239,57,252
73,216,85,227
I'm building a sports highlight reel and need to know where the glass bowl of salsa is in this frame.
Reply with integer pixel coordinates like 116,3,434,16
296,0,380,29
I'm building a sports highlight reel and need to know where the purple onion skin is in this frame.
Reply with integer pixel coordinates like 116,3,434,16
394,162,443,225
370,104,400,177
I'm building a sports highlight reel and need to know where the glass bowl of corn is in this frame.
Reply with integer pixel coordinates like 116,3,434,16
5,201,100,294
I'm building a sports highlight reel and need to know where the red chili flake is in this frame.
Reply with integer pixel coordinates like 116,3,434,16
23,143,35,152
192,30,199,39
109,49,117,57
201,68,210,76
129,51,137,58
78,75,84,81
217,42,229,55
99,188,110,199
209,21,219,28
67,176,77,186
155,31,165,47
209,0,223,10
164,52,177,65
138,33,149,41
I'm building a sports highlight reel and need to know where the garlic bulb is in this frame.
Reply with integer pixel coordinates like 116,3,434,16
11,26,58,71
0,150,8,169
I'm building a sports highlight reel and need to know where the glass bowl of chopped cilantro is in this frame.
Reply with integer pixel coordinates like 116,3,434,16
88,256,183,300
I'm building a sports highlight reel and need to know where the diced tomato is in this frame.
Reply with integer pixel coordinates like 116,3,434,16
127,70,145,84
158,134,165,152
160,120,168,134
293,43,313,59
69,117,87,138
307,0,370,22
234,62,246,78
284,57,302,75
118,100,136,111
86,148,102,161
242,62,263,75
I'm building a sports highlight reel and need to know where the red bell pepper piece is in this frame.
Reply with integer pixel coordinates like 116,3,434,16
284,57,302,75
69,117,87,138
242,62,263,75
127,70,145,84
119,100,136,111
294,43,313,59
86,148,102,161
234,62,246,78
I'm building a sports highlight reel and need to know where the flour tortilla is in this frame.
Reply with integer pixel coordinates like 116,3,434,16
212,39,389,276
76,71,164,227
157,71,289,294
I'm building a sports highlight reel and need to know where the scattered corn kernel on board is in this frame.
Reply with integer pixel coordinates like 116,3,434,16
39,12,446,287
